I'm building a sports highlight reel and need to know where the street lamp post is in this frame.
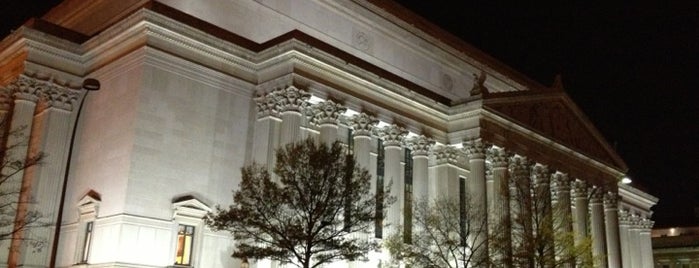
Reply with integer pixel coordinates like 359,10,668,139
49,78,100,268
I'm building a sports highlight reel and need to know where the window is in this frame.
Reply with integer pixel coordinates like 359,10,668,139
375,139,384,238
403,148,413,243
81,222,94,263
175,225,195,265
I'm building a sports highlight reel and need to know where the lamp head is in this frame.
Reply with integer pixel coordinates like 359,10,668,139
82,78,100,91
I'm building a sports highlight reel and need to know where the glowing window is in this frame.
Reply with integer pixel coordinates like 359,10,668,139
80,221,93,263
175,225,195,265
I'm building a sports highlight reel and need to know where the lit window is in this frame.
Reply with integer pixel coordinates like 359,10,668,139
81,221,94,263
175,225,195,265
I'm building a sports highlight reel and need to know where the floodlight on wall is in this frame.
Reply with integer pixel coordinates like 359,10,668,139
621,176,632,184
82,78,101,91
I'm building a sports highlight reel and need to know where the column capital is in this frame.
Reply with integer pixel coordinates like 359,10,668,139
531,164,552,187
377,124,407,148
552,173,572,192
43,82,80,111
486,146,509,168
405,135,434,157
618,209,632,226
589,187,605,204
572,180,590,199
603,191,619,209
254,92,280,119
349,113,378,137
464,139,487,160
434,146,459,165
307,100,346,126
3,75,81,110
640,218,655,230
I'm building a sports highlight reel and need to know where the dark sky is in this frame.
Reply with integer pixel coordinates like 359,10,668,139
2,1,697,227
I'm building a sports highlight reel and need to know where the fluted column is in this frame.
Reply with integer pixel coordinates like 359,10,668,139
17,81,81,267
589,188,607,268
275,86,310,145
465,139,489,264
487,147,511,267
377,125,407,237
572,181,590,238
508,156,533,268
618,209,632,268
406,135,434,202
308,100,345,146
639,218,655,268
532,165,555,266
628,213,641,268
1,76,40,263
552,173,573,267
253,92,282,166
432,146,460,200
348,113,377,268
604,192,622,268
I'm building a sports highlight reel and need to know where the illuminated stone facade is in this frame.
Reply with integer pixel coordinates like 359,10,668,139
0,1,657,267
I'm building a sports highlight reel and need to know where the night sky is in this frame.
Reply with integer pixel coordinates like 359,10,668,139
1,1,697,227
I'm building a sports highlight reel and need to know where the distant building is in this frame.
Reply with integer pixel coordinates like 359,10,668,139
653,227,699,267
0,0,658,267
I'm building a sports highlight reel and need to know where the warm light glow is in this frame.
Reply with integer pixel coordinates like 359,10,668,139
621,177,632,184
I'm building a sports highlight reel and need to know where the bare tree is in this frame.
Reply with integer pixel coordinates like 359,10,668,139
385,196,489,268
493,161,594,268
0,121,45,246
206,138,393,268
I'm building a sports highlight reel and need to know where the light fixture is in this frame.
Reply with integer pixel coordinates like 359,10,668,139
621,176,632,184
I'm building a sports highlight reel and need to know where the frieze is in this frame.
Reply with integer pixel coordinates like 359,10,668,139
486,99,616,167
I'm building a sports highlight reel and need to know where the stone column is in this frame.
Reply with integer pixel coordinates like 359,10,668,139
377,125,407,237
604,192,622,268
487,147,511,267
1,76,40,263
253,92,282,166
618,209,632,268
628,213,642,268
308,100,345,146
572,181,590,240
508,156,533,268
589,188,607,268
348,113,377,268
432,146,460,200
465,139,489,264
639,218,655,268
552,173,573,267
532,165,555,266
406,135,434,202
15,81,81,267
275,86,310,146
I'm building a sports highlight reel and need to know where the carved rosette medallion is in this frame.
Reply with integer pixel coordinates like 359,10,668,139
434,146,459,165
406,135,435,157
308,100,346,127
464,139,487,160
377,124,407,148
349,113,378,137
487,147,509,169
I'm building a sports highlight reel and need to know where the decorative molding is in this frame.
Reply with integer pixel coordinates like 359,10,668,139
377,124,407,148
307,100,346,126
349,113,378,137
434,146,460,165
405,135,434,157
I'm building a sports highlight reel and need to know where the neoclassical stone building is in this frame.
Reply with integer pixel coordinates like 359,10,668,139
0,0,657,267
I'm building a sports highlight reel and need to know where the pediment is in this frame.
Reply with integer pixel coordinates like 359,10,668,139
172,195,212,219
483,90,626,171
